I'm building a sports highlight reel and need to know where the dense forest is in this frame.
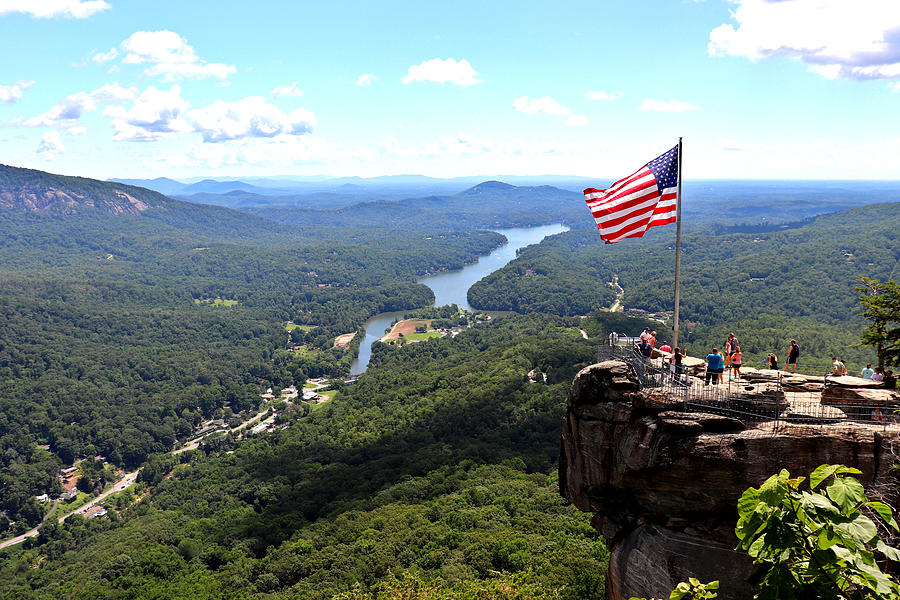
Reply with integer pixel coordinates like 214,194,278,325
0,314,611,599
469,201,900,368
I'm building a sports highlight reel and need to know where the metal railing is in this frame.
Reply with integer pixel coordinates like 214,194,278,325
597,343,900,431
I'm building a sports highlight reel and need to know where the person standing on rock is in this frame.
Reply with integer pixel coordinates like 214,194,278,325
724,333,736,369
872,367,884,382
861,363,875,379
785,340,800,372
767,352,779,370
731,345,743,381
705,348,724,385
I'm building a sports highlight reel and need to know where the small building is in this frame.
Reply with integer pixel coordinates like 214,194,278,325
85,506,108,519
302,390,320,402
280,386,298,399
60,466,78,476
60,490,78,502
35,494,49,503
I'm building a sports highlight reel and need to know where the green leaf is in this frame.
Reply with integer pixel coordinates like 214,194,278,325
810,464,863,489
826,476,866,514
839,514,878,544
758,474,789,507
737,487,760,518
810,464,842,490
669,581,690,600
748,535,767,558
868,500,900,532
876,539,900,562
817,528,840,550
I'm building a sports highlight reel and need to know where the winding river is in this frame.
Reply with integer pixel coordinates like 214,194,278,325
350,223,568,375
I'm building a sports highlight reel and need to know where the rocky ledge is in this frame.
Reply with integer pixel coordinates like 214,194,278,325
559,360,899,600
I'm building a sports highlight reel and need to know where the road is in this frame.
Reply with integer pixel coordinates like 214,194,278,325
1,396,282,550
608,275,624,312
0,471,139,550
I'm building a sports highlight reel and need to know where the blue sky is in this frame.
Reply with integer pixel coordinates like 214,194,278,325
1,0,898,180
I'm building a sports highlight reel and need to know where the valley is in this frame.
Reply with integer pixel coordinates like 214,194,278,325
0,165,897,599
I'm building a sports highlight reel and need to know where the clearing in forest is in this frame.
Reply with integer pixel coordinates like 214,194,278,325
381,319,442,342
333,333,356,348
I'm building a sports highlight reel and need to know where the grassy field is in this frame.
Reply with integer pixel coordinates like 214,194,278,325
194,297,239,307
285,323,317,332
385,331,443,345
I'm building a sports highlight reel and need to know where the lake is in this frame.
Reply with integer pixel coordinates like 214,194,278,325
350,223,569,375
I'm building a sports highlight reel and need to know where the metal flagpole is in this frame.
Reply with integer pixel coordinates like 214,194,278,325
672,137,683,350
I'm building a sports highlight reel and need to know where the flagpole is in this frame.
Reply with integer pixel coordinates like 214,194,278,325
672,137,683,350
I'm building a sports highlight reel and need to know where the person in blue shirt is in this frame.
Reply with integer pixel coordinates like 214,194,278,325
705,347,724,385
861,363,875,379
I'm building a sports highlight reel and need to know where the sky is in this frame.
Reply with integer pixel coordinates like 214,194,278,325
1,0,899,181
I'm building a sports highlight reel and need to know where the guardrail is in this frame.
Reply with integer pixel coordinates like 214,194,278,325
597,343,900,431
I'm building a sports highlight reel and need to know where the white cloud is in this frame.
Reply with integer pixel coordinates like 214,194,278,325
90,82,137,103
403,58,482,86
512,96,572,116
188,97,315,143
66,125,87,135
271,82,303,98
356,73,376,86
566,114,589,127
709,0,900,82
419,134,492,157
36,131,65,157
636,98,701,112
120,30,235,81
0,0,110,18
19,92,96,126
103,85,189,141
0,79,34,104
587,91,623,101
90,48,118,64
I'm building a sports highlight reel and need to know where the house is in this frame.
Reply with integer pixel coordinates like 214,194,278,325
279,386,298,399
35,494,49,503
302,390,320,402
85,506,108,519
60,490,78,502
60,466,78,476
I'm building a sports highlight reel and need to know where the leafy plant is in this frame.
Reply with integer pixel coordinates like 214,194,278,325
628,578,718,600
735,464,900,599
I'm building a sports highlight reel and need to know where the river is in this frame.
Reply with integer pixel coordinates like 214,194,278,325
350,223,569,375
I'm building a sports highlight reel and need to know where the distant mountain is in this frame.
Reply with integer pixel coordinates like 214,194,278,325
249,180,588,230
108,176,187,196
459,180,517,195
179,179,275,195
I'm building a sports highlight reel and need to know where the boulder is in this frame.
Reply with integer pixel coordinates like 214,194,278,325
822,385,900,406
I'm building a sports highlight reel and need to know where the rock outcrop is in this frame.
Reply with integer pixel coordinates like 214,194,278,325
560,360,899,600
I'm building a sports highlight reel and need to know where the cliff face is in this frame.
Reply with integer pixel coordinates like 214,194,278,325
560,361,897,600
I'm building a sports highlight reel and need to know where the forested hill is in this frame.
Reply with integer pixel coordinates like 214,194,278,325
0,164,291,242
246,181,588,230
468,200,900,366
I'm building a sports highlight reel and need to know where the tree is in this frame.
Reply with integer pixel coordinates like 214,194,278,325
857,277,900,369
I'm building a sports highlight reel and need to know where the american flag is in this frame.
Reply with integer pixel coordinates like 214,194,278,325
584,145,678,244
